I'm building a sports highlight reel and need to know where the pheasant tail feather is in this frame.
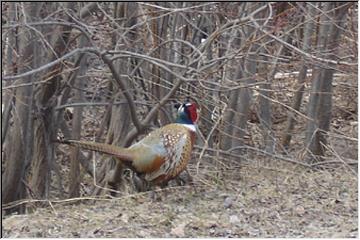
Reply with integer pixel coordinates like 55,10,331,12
60,139,133,162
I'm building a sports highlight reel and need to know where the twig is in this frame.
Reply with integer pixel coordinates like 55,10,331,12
250,4,356,67
48,201,58,215
198,145,313,168
100,53,143,132
310,160,358,167
2,47,98,81
196,102,226,174
319,142,357,177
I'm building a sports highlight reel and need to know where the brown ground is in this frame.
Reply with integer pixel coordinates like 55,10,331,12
2,161,358,238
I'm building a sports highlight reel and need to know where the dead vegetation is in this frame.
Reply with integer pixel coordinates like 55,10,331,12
1,3,357,238
2,162,357,238
2,47,357,239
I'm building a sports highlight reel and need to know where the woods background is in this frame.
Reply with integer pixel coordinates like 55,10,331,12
1,1,357,226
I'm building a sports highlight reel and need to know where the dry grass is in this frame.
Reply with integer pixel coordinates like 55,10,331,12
2,159,358,238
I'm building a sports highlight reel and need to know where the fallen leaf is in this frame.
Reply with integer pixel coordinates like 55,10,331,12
171,223,186,237
229,215,240,224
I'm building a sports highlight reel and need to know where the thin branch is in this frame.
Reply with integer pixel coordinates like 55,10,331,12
3,21,93,42
227,145,313,168
250,4,356,67
100,53,143,132
55,100,165,110
2,47,98,81
123,75,187,146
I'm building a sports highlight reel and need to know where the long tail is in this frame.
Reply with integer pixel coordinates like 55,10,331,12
58,139,133,162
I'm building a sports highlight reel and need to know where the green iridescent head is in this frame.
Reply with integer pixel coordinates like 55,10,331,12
175,102,198,124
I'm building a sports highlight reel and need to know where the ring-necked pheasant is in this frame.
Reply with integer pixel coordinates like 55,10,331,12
58,102,198,186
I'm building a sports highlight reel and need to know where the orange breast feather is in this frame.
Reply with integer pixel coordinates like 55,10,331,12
137,155,165,173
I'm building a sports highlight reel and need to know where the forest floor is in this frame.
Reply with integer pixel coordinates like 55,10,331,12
2,72,357,237
2,162,358,238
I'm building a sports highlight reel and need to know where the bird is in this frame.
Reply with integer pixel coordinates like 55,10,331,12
58,102,198,186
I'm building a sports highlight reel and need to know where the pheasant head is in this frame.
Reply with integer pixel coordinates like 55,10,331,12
175,102,198,126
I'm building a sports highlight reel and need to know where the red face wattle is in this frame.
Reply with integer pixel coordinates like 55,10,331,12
186,103,198,123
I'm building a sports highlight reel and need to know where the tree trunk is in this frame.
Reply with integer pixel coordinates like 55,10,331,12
30,2,76,199
257,50,273,153
219,4,245,150
92,2,138,196
282,3,316,149
305,3,350,160
69,34,87,198
232,50,256,149
2,2,17,145
2,2,40,213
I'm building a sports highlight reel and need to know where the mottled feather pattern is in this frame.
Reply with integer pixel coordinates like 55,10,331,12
162,131,187,177
139,124,195,183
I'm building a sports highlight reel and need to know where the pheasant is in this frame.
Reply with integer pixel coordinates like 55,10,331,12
58,102,198,186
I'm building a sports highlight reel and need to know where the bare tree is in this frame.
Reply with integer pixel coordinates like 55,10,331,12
2,2,40,213
305,2,351,160
68,34,88,198
281,3,317,149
